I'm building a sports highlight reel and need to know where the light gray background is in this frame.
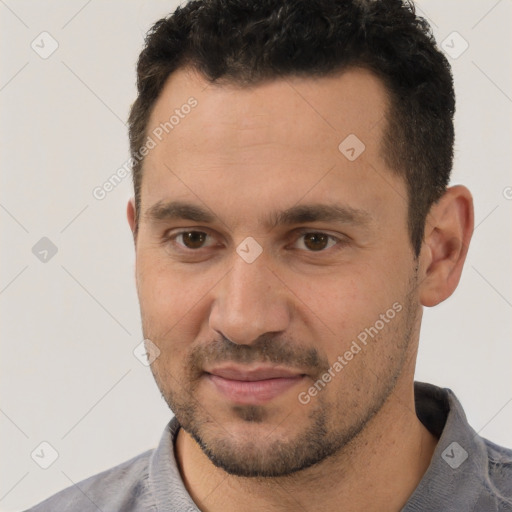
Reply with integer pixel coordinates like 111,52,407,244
1,1,511,510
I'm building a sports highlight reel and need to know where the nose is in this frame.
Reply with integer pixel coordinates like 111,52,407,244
208,249,292,345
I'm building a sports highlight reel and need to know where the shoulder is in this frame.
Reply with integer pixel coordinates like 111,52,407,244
25,448,154,512
413,382,512,511
482,437,512,510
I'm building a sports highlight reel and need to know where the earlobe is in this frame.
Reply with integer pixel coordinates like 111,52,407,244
418,186,474,307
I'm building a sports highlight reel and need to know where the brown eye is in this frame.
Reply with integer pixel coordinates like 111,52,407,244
303,233,330,251
292,231,340,252
179,231,208,249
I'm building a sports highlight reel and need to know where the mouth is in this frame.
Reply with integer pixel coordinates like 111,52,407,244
204,365,306,405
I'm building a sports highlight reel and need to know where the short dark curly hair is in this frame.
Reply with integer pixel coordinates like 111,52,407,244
128,0,455,256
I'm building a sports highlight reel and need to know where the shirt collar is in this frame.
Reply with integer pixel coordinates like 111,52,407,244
403,381,491,511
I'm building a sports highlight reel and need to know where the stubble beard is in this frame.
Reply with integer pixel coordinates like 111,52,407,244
145,277,419,478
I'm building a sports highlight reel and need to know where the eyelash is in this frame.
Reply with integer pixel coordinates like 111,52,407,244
162,229,348,254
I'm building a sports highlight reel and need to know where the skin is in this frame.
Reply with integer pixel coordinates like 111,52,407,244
127,66,474,512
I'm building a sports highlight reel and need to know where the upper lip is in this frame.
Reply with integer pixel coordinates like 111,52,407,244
205,365,305,381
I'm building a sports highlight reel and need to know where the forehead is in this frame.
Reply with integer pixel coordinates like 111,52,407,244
147,65,389,154
140,66,404,231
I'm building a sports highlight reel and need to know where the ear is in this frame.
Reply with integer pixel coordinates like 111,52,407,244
127,197,137,240
418,185,474,307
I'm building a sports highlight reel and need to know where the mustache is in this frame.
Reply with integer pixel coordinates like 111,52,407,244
186,333,330,379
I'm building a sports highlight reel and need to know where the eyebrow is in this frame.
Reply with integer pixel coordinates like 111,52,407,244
144,200,372,229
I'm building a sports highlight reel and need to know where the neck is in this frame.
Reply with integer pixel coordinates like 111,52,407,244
175,378,438,512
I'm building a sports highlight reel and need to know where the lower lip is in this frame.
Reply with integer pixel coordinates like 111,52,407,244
206,374,305,404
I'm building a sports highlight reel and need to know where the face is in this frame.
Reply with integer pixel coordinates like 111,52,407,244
130,67,422,477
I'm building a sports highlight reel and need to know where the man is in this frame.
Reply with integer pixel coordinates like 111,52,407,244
27,0,512,510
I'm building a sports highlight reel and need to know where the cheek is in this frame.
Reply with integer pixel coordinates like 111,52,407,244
136,250,225,350
137,258,204,386
136,254,198,334
302,267,405,354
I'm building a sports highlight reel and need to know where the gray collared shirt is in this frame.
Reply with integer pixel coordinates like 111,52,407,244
25,382,512,511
